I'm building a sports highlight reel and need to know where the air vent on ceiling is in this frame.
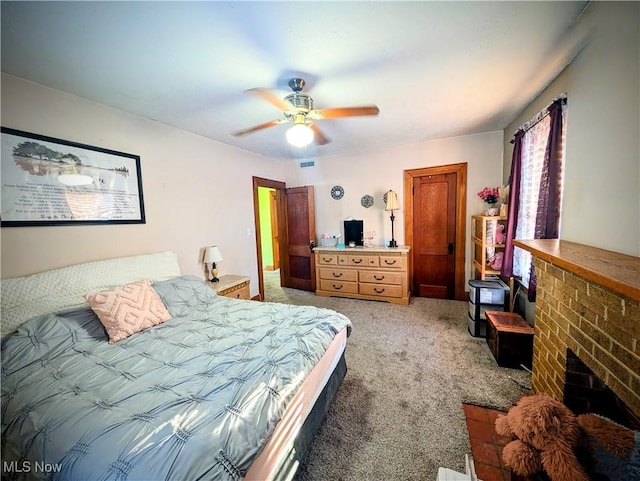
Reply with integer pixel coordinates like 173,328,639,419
300,161,315,168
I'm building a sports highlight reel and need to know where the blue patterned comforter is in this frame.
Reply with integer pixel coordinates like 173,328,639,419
1,276,351,481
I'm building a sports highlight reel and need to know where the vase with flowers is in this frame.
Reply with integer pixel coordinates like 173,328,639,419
477,186,500,215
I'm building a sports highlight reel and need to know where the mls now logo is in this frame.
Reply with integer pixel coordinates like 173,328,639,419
3,460,62,474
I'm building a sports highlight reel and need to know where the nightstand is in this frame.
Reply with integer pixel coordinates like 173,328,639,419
208,275,251,300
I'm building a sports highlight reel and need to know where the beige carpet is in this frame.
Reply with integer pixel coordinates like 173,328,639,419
263,270,530,481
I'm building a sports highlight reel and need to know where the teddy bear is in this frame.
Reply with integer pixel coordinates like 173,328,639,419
495,393,591,481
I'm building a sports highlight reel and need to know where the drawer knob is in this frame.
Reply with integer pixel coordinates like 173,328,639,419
374,275,385,280
332,272,343,278
332,284,343,290
384,259,397,265
352,259,363,264
323,257,333,262
374,288,385,293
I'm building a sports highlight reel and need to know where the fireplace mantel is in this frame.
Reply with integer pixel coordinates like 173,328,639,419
513,238,640,419
513,239,640,302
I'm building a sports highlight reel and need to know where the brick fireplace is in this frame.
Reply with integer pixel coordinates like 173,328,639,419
514,239,640,421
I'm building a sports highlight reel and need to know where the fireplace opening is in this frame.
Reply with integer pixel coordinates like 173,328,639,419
563,349,640,430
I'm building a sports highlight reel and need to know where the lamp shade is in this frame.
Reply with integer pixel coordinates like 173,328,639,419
203,246,223,263
286,124,314,147
385,190,399,211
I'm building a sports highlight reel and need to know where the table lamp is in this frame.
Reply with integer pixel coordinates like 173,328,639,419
203,246,223,282
385,190,399,248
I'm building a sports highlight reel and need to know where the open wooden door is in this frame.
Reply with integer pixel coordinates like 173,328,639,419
280,186,316,291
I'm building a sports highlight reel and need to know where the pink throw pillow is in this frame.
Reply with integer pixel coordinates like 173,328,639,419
85,279,171,343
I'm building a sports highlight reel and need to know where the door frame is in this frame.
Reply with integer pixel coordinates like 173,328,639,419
403,163,467,300
268,190,280,271
252,176,286,301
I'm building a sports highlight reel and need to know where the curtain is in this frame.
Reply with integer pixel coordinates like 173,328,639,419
501,131,523,278
513,116,550,289
527,99,565,301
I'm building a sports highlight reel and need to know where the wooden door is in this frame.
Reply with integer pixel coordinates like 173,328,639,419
269,190,280,270
281,186,316,291
412,172,457,299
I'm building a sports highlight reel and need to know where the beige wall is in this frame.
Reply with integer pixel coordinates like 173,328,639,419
284,130,505,285
503,1,639,256
1,74,285,296
2,73,507,292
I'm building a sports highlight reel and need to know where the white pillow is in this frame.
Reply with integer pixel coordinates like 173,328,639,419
1,251,180,337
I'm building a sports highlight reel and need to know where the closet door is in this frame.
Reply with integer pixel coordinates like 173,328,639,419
405,163,467,301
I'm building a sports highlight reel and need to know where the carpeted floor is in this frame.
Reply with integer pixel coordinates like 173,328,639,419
263,270,531,481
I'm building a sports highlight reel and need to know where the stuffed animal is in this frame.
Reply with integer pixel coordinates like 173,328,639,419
490,252,503,271
495,393,591,481
494,223,505,244
578,413,640,481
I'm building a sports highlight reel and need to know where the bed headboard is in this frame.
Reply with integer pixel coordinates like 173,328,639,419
1,251,181,337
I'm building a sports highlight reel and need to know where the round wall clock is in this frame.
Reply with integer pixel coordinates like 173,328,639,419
361,194,374,208
331,185,344,200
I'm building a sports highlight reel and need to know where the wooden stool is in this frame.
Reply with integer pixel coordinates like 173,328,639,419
485,311,534,369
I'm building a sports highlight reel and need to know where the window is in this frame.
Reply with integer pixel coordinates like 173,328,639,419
511,102,567,288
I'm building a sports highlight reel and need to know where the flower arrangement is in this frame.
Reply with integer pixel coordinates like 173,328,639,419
477,187,500,205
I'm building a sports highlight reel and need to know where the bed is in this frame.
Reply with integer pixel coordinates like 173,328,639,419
1,251,351,481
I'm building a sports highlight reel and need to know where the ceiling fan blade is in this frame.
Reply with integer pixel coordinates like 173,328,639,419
232,118,288,137
310,124,330,145
246,88,292,111
307,106,379,120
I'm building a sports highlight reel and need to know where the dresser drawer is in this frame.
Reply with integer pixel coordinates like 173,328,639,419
318,254,338,265
359,271,403,285
359,283,402,298
319,267,358,282
319,279,358,294
338,255,369,267
220,283,250,300
378,256,406,269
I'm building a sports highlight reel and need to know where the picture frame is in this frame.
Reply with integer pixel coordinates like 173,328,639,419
1,127,145,226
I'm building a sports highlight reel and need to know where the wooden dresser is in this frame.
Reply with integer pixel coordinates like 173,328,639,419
208,275,251,300
314,246,410,305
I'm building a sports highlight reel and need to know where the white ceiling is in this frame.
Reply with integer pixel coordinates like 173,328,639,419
1,1,590,160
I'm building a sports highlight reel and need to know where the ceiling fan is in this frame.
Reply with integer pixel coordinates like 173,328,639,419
231,78,379,147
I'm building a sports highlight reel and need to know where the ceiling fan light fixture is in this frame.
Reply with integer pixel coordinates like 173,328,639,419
286,123,314,147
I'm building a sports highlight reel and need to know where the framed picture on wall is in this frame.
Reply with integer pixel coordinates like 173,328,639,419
1,127,145,226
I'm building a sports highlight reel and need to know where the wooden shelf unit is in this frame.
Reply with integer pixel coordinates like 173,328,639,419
472,215,507,279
